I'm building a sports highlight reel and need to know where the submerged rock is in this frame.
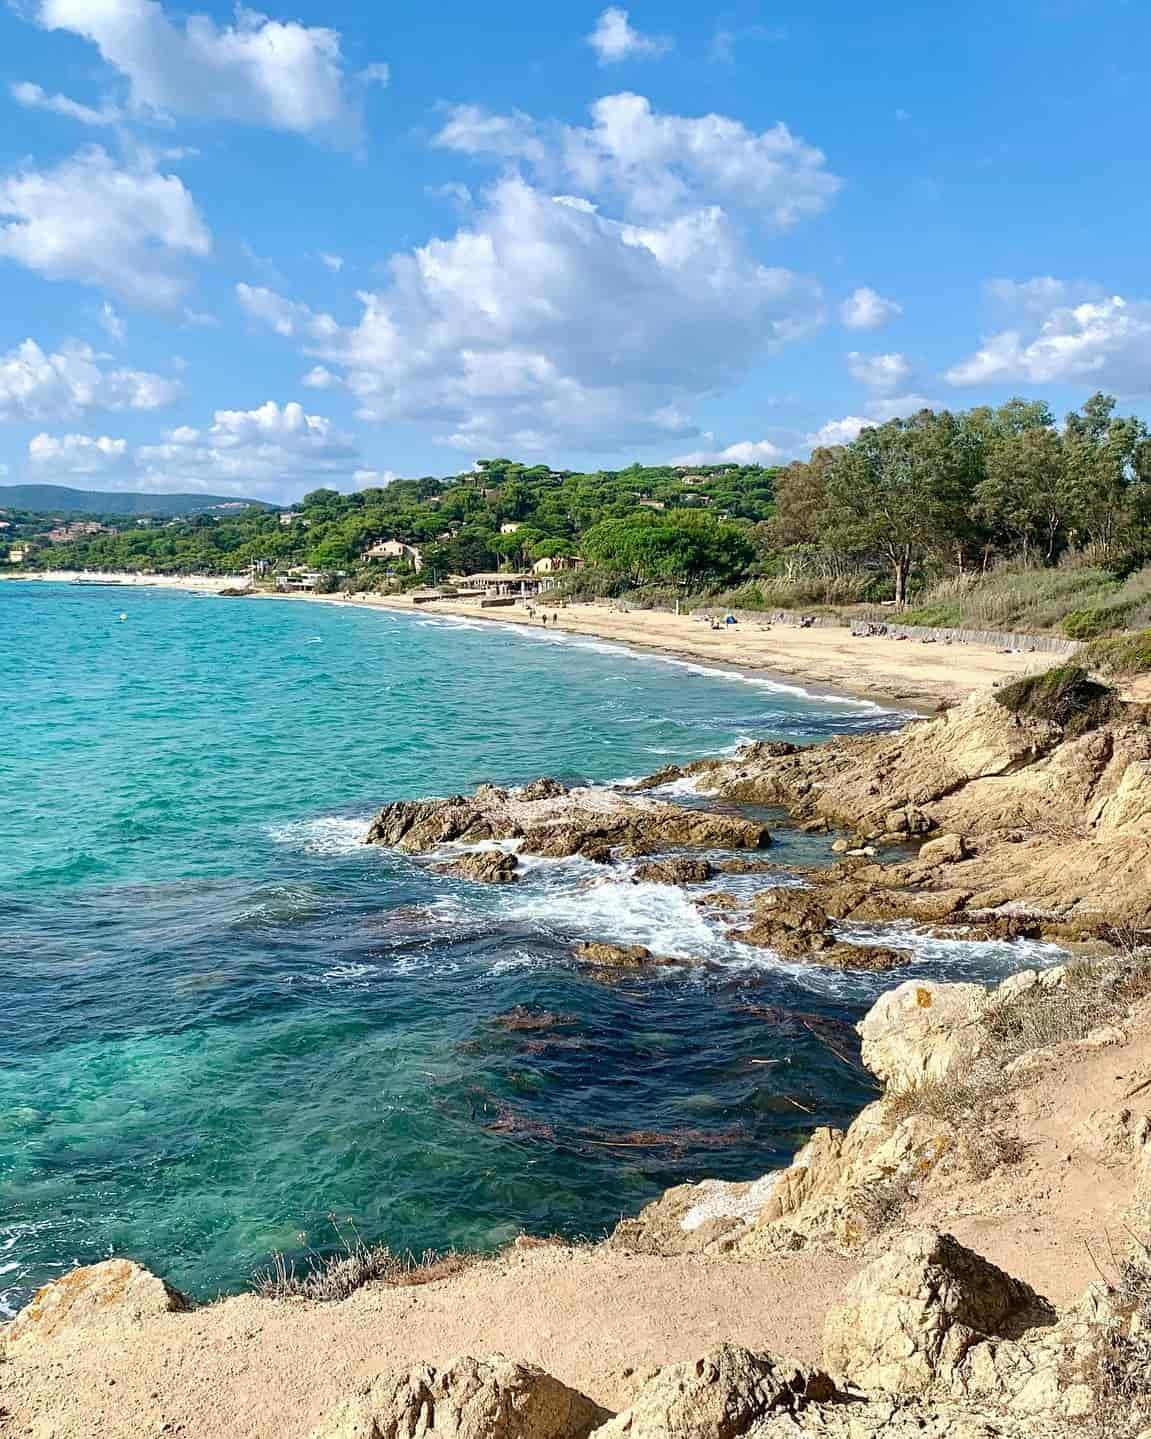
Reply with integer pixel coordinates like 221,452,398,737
574,942,673,970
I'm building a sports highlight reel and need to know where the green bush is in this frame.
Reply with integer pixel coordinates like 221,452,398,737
1063,602,1134,639
994,665,1119,735
1081,630,1151,676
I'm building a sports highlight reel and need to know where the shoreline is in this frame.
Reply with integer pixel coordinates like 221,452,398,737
6,572,1062,708
259,590,1055,710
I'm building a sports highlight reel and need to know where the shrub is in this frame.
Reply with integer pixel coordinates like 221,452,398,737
253,1217,471,1302
1082,629,1151,677
994,665,1120,736
1063,603,1135,640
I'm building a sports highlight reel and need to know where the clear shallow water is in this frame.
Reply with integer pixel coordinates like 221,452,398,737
0,584,1059,1312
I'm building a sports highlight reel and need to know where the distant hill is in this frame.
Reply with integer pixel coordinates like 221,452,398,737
0,484,275,517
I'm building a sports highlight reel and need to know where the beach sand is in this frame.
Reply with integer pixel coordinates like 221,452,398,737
294,594,1060,708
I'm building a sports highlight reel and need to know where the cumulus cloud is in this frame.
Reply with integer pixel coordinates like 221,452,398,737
436,92,840,227
840,286,902,331
29,431,129,473
846,350,911,391
587,8,672,64
98,303,125,342
0,339,179,422
29,0,374,139
0,146,210,307
805,394,935,449
28,400,363,497
946,284,1151,390
236,282,336,338
238,173,825,453
10,80,120,126
672,438,786,465
352,467,398,488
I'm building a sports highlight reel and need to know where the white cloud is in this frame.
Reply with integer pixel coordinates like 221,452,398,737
587,8,672,64
806,395,935,449
352,467,398,488
98,302,125,342
301,365,337,389
0,146,210,307
10,80,120,126
239,174,824,453
0,339,179,422
840,286,902,331
236,282,336,338
672,438,785,465
29,431,129,473
947,283,1151,389
436,92,839,227
30,0,371,139
984,276,1104,314
28,400,364,498
319,252,344,272
846,350,911,391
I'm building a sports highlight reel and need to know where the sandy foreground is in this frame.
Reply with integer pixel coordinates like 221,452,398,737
278,593,1060,708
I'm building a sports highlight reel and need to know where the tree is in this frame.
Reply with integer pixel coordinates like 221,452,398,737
580,511,755,587
818,412,979,604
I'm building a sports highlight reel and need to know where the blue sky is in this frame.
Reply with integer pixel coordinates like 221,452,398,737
0,0,1148,501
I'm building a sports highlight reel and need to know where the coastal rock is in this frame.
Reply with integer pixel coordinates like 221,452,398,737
667,686,1151,929
918,834,970,865
822,1231,1054,1396
593,1345,832,1439
857,980,988,1090
439,850,521,883
632,858,714,885
3,1259,189,1349
728,890,833,954
312,1355,609,1439
365,786,770,862
574,942,672,970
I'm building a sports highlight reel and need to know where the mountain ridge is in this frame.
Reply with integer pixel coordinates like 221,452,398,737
0,483,275,517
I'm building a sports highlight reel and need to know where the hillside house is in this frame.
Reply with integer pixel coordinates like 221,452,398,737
363,540,423,572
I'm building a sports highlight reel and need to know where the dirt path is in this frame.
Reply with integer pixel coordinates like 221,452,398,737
0,1248,855,1439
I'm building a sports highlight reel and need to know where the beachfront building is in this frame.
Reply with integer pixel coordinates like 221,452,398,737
363,539,423,572
275,568,334,592
447,571,542,601
6,545,27,564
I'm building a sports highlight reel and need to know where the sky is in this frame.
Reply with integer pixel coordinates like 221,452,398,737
0,0,1149,502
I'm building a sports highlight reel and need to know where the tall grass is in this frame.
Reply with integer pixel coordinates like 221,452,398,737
892,555,1151,636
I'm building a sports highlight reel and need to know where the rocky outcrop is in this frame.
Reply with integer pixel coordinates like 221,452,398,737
822,1231,1055,1395
632,858,714,885
593,1345,833,1438
574,942,674,970
366,783,770,862
438,850,521,883
2,1260,189,1350
311,1355,610,1439
727,889,906,971
641,688,1151,928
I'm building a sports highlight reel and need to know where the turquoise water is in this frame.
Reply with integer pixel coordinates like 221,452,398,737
0,584,1051,1311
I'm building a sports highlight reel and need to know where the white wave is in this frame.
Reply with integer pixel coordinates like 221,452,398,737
267,815,371,856
499,878,725,960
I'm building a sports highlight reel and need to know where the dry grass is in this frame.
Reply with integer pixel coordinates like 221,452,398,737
253,1217,473,1302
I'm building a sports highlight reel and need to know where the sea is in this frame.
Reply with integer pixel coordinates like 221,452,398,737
0,582,1060,1313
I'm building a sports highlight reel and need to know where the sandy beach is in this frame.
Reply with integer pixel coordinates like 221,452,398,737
286,593,1059,708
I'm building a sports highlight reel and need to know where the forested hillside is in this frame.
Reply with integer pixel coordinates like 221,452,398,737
7,394,1151,644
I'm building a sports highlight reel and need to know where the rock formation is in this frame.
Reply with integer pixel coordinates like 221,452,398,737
638,684,1151,930
365,782,770,861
